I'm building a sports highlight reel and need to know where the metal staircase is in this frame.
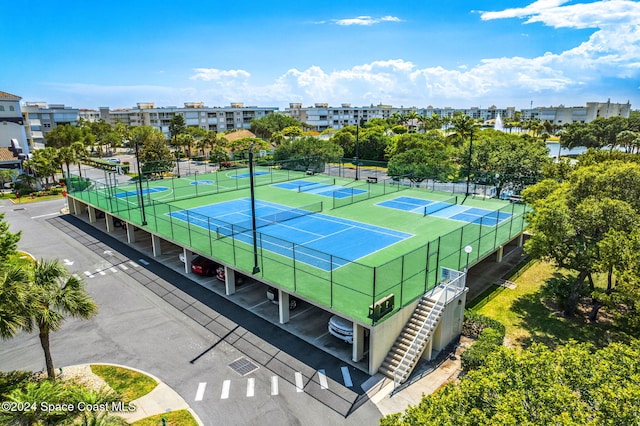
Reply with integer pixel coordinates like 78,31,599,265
378,295,445,387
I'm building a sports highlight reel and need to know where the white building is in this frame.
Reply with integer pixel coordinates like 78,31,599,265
0,91,29,170
521,100,631,125
100,102,279,137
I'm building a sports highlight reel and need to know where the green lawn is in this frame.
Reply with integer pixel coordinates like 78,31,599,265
90,365,157,402
472,260,624,350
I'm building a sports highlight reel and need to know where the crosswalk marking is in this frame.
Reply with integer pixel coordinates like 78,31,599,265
318,369,328,390
221,380,230,399
119,264,129,271
84,271,94,278
295,372,304,393
194,382,206,401
129,261,139,268
341,366,353,387
98,270,106,276
109,267,117,273
270,376,278,395
246,378,255,397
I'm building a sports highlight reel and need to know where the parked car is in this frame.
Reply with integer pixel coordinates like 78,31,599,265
328,315,353,344
266,287,298,310
107,158,121,164
190,255,218,276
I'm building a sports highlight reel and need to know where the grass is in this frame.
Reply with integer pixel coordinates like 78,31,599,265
90,365,158,402
472,260,624,350
130,410,199,426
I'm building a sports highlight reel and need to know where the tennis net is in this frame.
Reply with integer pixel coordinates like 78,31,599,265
297,178,336,193
423,195,458,216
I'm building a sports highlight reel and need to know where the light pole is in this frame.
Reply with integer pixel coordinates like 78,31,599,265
248,143,260,274
465,132,473,197
464,245,473,272
354,120,360,181
134,141,147,226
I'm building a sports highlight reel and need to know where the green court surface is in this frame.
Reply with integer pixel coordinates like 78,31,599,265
68,167,527,325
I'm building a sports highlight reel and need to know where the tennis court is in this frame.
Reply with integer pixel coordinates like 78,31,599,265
168,198,412,271
113,186,169,198
377,196,512,226
274,179,368,199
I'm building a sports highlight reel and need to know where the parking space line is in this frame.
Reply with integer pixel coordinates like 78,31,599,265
128,261,139,268
118,264,128,271
98,270,106,276
246,378,255,397
271,376,279,395
194,382,206,401
318,369,328,390
295,372,304,392
221,380,230,399
109,267,117,273
341,366,353,387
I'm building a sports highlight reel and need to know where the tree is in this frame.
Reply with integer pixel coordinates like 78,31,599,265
524,161,640,319
131,126,174,176
57,145,77,179
250,114,302,139
0,266,29,340
274,136,343,170
44,124,84,149
0,212,21,263
24,259,98,378
388,144,455,183
25,147,60,188
168,114,186,150
380,340,640,425
72,141,88,178
0,169,17,193
447,112,477,148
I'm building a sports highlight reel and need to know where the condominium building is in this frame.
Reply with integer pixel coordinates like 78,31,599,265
22,102,79,149
520,100,631,125
0,91,29,169
96,102,279,137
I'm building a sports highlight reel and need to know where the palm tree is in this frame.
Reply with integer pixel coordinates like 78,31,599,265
23,259,98,378
0,266,30,339
72,141,88,178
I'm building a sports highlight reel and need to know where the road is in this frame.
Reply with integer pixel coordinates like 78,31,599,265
0,198,384,425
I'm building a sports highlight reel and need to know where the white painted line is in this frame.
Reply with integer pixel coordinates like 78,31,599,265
109,267,117,273
295,372,304,393
341,366,353,387
194,382,206,401
98,270,106,276
118,264,129,270
128,261,139,268
84,271,92,277
246,378,255,397
138,259,149,266
270,376,279,395
63,259,74,266
220,380,230,399
30,212,59,219
318,369,328,390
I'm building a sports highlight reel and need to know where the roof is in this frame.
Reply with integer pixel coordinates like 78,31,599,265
222,129,257,142
0,91,21,100
0,147,20,162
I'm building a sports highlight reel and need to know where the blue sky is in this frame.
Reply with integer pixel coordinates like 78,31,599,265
2,0,639,110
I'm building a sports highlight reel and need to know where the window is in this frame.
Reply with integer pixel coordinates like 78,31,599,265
0,106,4,111
9,106,15,111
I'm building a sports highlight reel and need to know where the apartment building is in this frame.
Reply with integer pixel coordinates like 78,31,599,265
96,102,279,137
22,102,79,149
0,91,29,169
520,100,632,125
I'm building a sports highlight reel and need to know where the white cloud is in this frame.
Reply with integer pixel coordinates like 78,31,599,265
333,15,402,26
190,68,251,81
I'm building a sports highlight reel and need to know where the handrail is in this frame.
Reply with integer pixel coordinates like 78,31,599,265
392,272,467,388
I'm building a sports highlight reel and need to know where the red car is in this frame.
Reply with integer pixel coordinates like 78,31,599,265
190,256,218,276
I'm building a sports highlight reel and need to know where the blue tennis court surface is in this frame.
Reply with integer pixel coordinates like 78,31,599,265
191,180,213,185
274,180,368,199
232,171,269,178
114,187,168,198
377,196,511,226
168,198,412,271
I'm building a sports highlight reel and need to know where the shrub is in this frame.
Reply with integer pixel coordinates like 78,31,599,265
461,327,505,371
462,311,506,338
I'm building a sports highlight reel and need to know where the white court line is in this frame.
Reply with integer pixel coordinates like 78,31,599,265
194,382,206,401
318,369,328,390
271,376,279,395
295,372,304,392
246,378,255,397
220,380,230,399
341,367,353,387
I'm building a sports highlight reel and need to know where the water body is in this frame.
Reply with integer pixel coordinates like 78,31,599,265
545,142,587,158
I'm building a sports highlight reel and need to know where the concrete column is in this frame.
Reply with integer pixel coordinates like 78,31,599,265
67,197,77,214
496,245,504,263
224,266,237,295
151,234,162,257
278,290,290,324
183,248,193,274
126,223,136,243
88,206,96,223
517,233,524,247
352,324,365,362
105,214,115,233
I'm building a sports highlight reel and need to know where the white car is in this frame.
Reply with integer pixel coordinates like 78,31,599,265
107,158,121,164
328,315,353,344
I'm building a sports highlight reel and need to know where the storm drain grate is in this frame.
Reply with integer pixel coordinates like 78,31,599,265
228,357,259,376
